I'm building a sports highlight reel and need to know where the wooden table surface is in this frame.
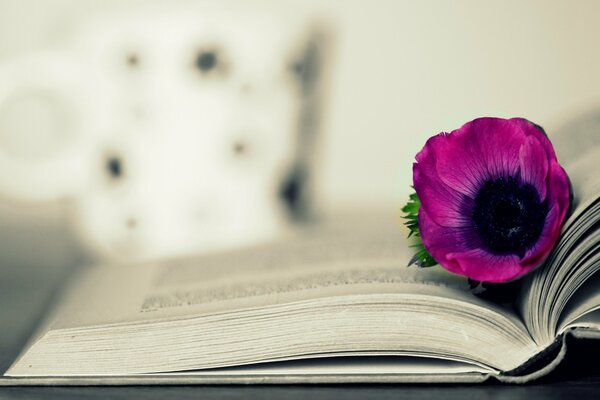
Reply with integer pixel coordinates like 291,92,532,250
2,261,600,400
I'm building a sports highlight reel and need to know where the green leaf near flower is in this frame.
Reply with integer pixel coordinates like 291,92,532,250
401,191,438,268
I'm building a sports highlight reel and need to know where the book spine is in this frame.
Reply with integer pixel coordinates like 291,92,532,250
497,332,568,384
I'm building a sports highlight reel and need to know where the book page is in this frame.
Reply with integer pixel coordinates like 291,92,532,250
49,212,515,331
520,144,600,343
559,146,600,228
557,270,600,334
8,211,538,377
551,110,600,166
562,309,600,333
163,356,493,376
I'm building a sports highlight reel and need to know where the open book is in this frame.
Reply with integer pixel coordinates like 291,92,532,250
3,136,600,385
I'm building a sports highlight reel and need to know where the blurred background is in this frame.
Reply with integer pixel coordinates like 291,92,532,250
1,0,600,275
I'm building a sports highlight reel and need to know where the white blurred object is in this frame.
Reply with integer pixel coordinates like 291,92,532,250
0,3,330,263
0,51,112,203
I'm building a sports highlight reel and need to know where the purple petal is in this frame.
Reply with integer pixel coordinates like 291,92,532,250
511,118,560,162
425,133,487,199
434,118,526,198
521,204,560,268
519,135,548,200
419,206,479,276
413,135,474,228
546,161,571,221
521,162,571,269
445,248,523,283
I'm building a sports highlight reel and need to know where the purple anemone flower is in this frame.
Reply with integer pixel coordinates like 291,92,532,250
413,117,570,282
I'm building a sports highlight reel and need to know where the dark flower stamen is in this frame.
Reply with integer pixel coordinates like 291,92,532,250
472,176,548,258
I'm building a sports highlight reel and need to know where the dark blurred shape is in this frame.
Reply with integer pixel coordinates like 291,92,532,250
106,155,123,179
282,26,332,222
195,49,219,73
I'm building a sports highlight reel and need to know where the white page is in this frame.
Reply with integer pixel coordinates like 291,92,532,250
520,145,600,342
47,212,521,332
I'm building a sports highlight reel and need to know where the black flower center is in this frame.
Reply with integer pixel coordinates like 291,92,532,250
472,176,548,258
